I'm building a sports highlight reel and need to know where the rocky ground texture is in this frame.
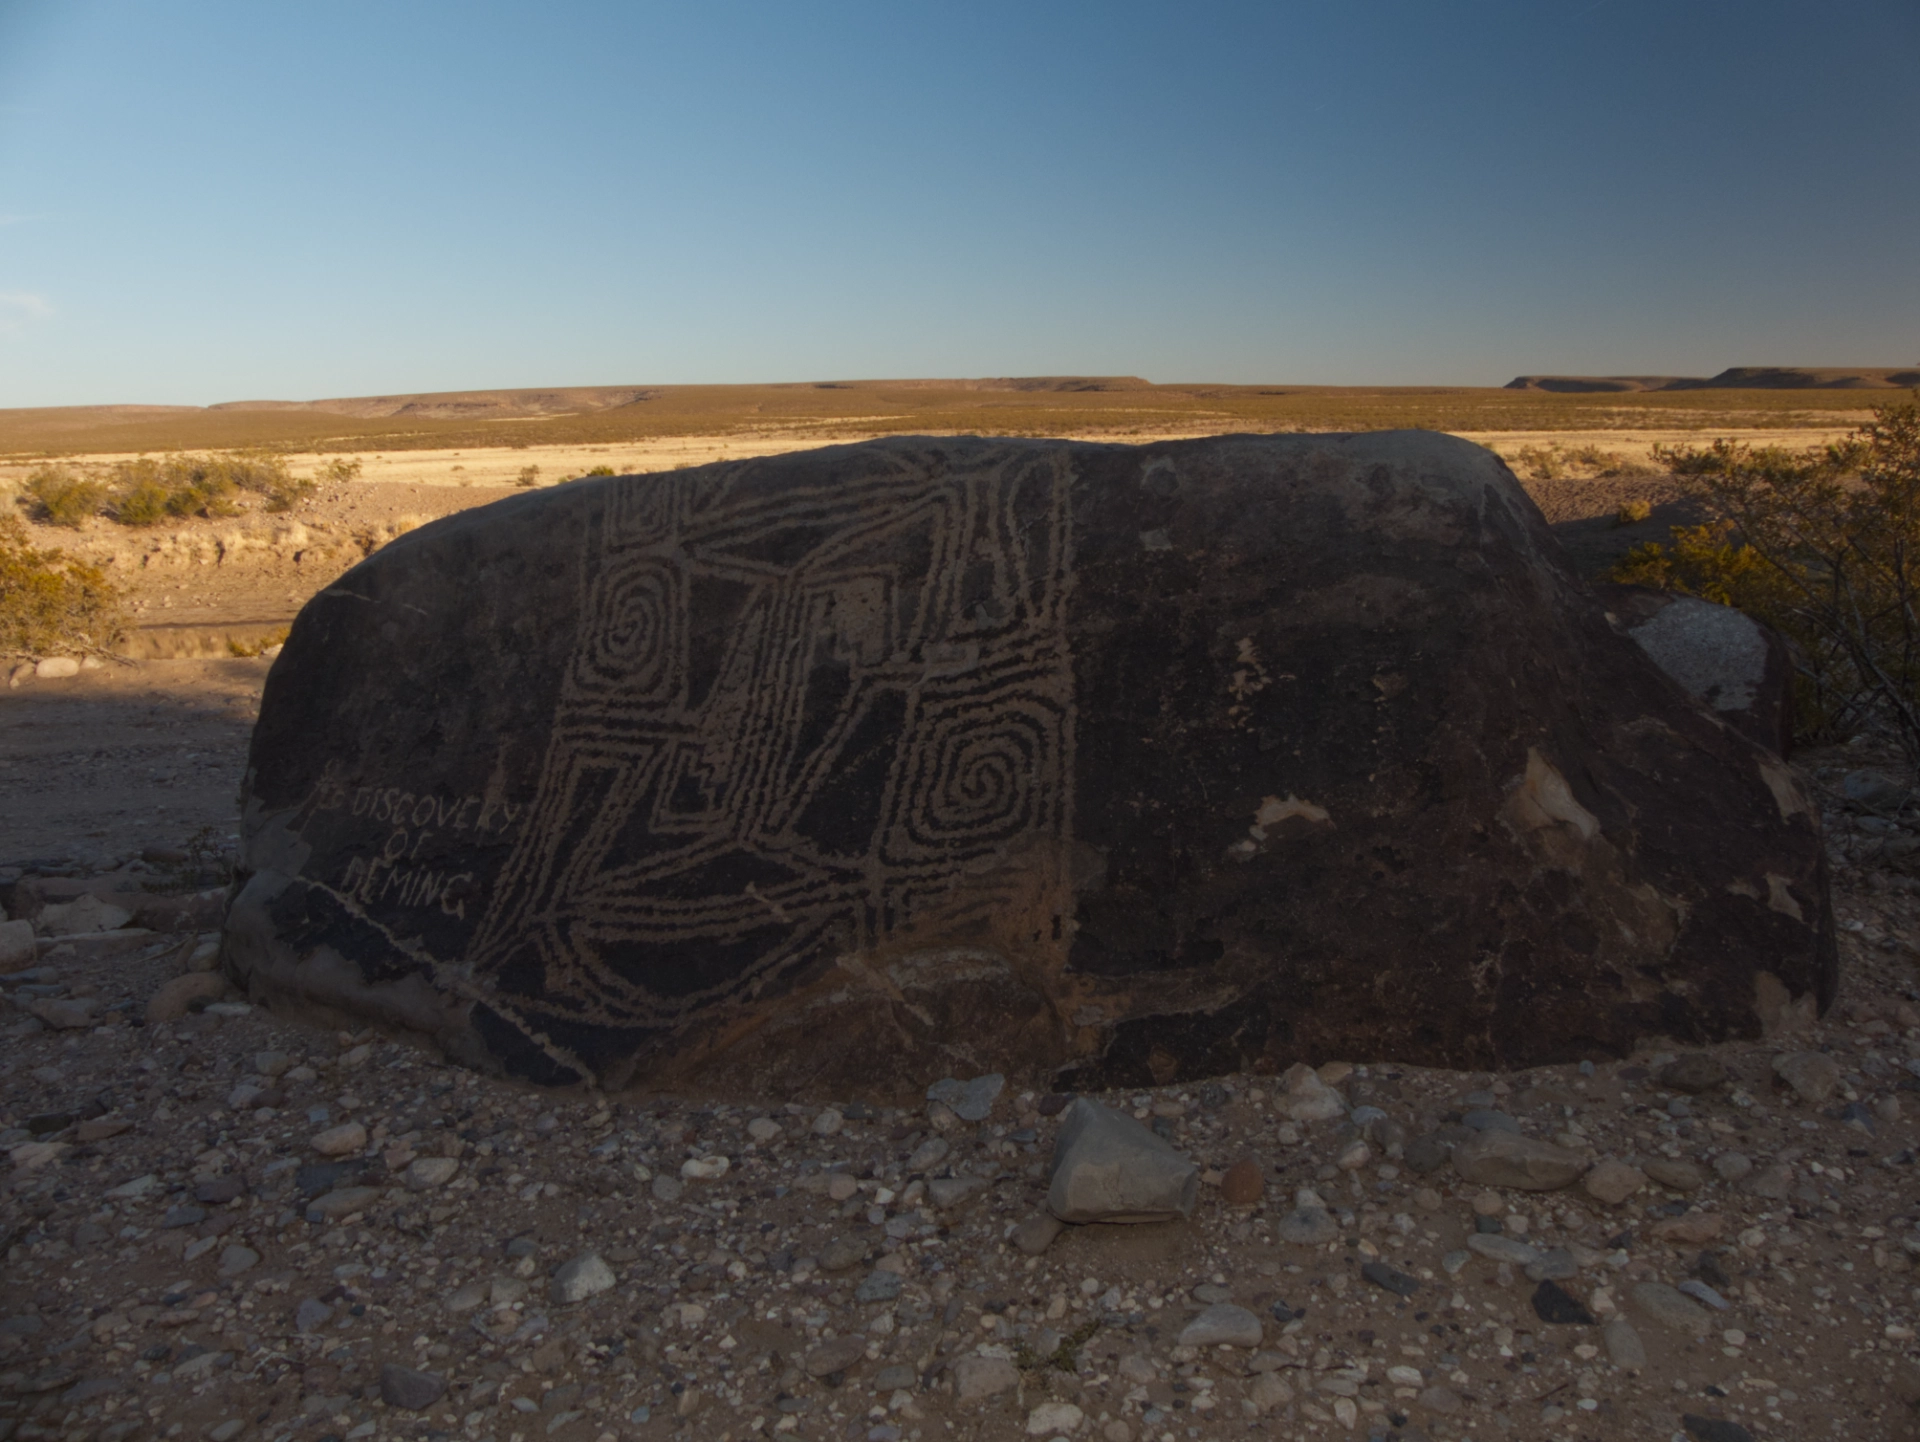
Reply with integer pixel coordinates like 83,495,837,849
4,750,1920,1442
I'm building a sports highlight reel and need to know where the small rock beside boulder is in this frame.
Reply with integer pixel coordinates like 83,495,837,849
1657,1054,1730,1094
1178,1303,1263,1348
379,1363,447,1411
1582,1158,1647,1205
36,894,133,937
145,972,226,1023
1012,1214,1065,1255
952,1355,1019,1402
1603,1318,1647,1369
1047,1098,1198,1223
1277,1063,1347,1122
803,1335,867,1379
0,919,36,971
1630,1281,1714,1337
928,1073,1004,1122
1275,1187,1341,1245
1643,1157,1706,1192
1772,1050,1841,1104
1450,1130,1587,1190
550,1252,615,1303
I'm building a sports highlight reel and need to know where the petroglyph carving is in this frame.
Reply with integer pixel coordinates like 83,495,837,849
456,450,1077,1071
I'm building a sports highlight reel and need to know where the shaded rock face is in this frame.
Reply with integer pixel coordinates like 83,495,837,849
225,433,1834,1094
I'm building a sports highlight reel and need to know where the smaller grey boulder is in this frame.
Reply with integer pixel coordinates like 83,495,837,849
804,1335,867,1378
1275,1206,1340,1245
1630,1281,1713,1337
550,1252,615,1303
1772,1050,1841,1104
952,1355,1019,1402
1602,1317,1647,1369
1582,1158,1646,1205
379,1363,447,1411
926,1175,988,1209
1046,1098,1198,1223
1276,1063,1347,1122
1177,1303,1263,1348
928,1073,1005,1122
37,894,134,937
1012,1213,1065,1255
1467,1233,1541,1266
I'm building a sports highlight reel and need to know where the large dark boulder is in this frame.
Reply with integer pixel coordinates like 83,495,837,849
224,433,1834,1094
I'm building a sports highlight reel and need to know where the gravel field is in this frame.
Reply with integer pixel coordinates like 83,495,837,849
4,751,1920,1442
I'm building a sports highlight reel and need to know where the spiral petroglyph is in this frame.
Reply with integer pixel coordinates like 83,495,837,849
449,447,1077,1078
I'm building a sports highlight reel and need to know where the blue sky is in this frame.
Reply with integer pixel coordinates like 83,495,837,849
0,0,1914,405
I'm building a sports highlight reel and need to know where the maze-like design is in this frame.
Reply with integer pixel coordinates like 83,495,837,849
464,447,1077,1060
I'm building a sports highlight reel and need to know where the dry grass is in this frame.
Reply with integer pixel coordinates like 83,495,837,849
0,381,1895,460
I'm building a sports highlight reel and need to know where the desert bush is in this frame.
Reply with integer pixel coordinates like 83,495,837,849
1514,445,1567,480
227,626,289,658
0,513,127,657
109,479,180,526
1610,394,1920,752
20,466,107,527
583,464,616,477
316,456,362,484
1615,498,1653,526
1514,443,1658,482
103,451,315,521
106,457,235,524
516,465,541,488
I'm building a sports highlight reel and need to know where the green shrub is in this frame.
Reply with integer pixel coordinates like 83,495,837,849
109,479,178,526
103,451,315,520
1614,498,1653,526
0,513,127,657
21,466,107,527
583,464,616,477
1609,394,1920,752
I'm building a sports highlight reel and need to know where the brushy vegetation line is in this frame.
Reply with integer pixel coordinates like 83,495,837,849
1510,442,1659,482
0,514,125,660
1611,393,1920,757
18,452,359,528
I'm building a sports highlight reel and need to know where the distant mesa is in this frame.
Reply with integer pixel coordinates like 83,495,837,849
208,386,661,421
197,377,1152,420
1507,367,1920,393
1503,376,1702,394
817,376,1152,394
1701,366,1920,390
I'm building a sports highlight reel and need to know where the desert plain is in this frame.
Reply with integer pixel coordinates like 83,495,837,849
3,378,1918,1442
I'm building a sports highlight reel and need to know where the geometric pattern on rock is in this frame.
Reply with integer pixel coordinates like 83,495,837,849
464,448,1075,1047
